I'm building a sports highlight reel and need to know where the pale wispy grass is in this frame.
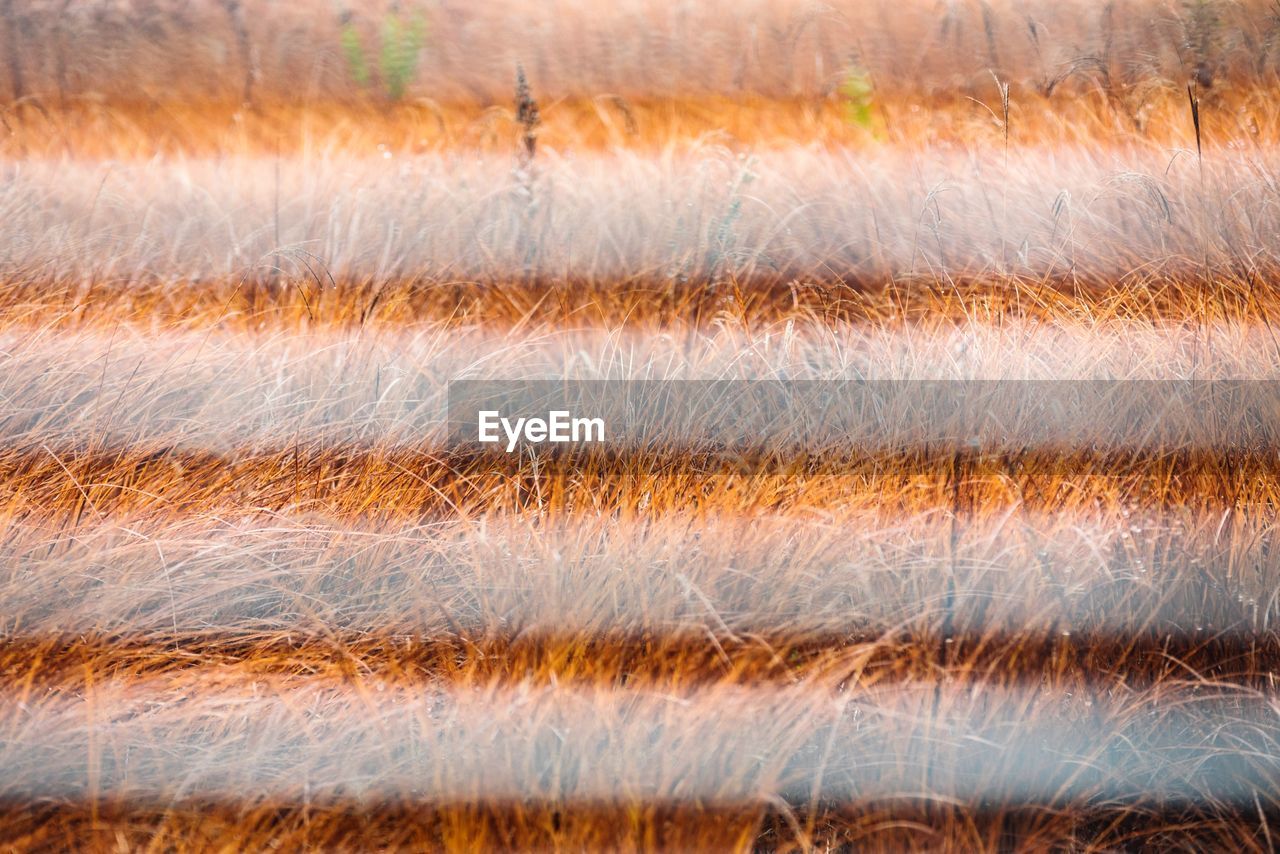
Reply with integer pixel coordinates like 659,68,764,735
0,672,1273,806
1,507,1274,640
2,319,1278,451
2,144,1277,285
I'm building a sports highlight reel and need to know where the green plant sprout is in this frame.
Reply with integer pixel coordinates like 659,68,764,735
340,17,370,88
340,8,425,102
840,66,875,130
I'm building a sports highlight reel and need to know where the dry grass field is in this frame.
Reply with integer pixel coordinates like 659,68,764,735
3,1,1280,851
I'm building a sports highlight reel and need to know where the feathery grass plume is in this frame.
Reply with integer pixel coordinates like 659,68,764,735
609,94,639,135
1187,79,1204,186
995,72,1010,151
979,0,1002,77
1181,0,1221,89
515,63,540,167
513,65,542,274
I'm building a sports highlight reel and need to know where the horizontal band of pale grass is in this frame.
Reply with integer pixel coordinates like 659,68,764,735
2,144,1275,284
1,508,1272,638
4,322,1280,452
0,673,1274,805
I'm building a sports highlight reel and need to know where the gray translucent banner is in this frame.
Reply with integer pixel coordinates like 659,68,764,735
448,380,1280,461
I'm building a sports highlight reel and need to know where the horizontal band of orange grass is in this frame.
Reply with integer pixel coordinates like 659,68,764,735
8,269,1280,332
5,443,1280,520
3,626,1276,692
4,84,1278,158
1,798,1272,851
